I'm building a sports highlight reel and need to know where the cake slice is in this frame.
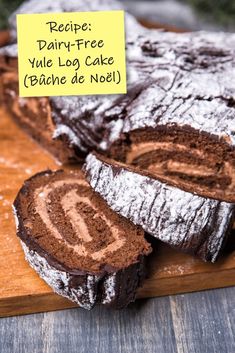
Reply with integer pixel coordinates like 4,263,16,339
85,153,235,262
13,169,151,309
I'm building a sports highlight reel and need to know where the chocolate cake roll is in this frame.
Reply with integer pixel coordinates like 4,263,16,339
50,31,235,169
13,169,151,309
0,0,144,162
85,153,235,262
0,45,79,163
99,31,235,205
6,30,234,176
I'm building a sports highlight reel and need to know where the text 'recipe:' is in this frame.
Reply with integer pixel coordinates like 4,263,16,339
35,21,110,53
46,20,92,34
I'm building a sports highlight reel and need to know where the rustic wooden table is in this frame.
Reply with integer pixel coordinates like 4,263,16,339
0,287,234,353
0,10,234,353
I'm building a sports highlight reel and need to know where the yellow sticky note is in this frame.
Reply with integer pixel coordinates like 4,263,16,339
17,11,126,97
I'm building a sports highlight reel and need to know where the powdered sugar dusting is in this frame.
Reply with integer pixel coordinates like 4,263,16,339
20,239,120,308
85,153,235,261
104,31,235,147
5,2,235,155
21,240,101,310
12,205,19,231
52,30,235,153
53,124,85,151
0,44,18,58
102,274,117,304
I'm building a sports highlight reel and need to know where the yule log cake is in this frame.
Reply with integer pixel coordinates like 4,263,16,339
85,153,235,262
13,170,151,309
0,0,143,163
1,30,234,174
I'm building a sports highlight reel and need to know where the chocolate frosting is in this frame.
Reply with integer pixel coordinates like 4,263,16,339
13,169,151,309
51,30,235,156
3,2,235,157
85,153,235,262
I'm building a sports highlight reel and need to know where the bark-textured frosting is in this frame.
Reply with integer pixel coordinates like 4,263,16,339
4,2,235,164
85,153,235,262
49,31,235,199
50,30,235,202
1,0,145,161
20,31,227,151
0,44,18,58
102,31,235,147
0,0,145,161
51,31,235,167
13,169,151,309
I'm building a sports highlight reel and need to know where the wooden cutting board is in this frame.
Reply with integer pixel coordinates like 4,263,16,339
0,107,235,317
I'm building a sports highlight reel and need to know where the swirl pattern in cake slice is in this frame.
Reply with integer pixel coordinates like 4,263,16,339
13,169,151,309
85,153,235,262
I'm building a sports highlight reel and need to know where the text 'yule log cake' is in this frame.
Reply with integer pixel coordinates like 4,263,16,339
0,0,143,163
13,170,151,309
2,30,235,172
85,153,235,262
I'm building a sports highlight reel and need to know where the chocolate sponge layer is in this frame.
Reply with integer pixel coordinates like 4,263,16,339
14,169,151,309
85,153,235,262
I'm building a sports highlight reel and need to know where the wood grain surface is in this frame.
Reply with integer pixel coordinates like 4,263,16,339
0,107,235,318
0,287,234,353
0,17,234,353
